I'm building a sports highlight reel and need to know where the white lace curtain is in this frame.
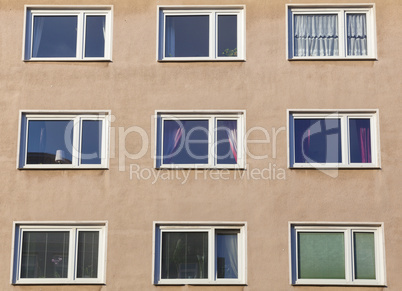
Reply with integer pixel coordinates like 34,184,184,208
294,13,367,57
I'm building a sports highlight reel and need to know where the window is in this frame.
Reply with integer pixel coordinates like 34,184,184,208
155,111,245,169
157,6,245,61
11,222,107,284
153,222,246,285
288,110,380,168
18,111,110,169
289,223,386,286
287,4,376,59
24,6,112,61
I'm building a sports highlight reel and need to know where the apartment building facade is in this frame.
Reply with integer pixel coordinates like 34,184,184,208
0,0,401,290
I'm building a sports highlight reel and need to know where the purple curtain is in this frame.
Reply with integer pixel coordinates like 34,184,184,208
359,127,371,163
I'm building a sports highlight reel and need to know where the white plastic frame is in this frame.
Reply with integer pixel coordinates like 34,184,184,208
23,5,113,61
17,110,111,169
286,4,377,60
155,110,246,169
153,222,247,285
287,110,381,168
11,221,108,285
157,6,245,61
289,222,386,286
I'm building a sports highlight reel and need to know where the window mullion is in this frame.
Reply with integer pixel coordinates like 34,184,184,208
341,116,349,166
209,117,215,167
345,229,353,283
210,12,215,58
72,117,81,167
339,10,345,57
76,13,84,59
67,229,75,281
208,228,215,281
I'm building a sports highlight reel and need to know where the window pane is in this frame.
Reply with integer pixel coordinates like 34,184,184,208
27,120,73,164
294,14,339,56
165,15,209,57
349,119,371,163
32,16,77,58
77,231,99,278
298,232,345,279
347,14,367,56
217,233,238,278
81,120,103,165
217,120,237,164
294,119,341,163
85,16,106,57
21,231,69,278
163,120,209,164
161,232,208,279
218,15,237,57
354,232,376,279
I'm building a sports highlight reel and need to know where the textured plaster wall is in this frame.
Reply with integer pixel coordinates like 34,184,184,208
0,0,401,290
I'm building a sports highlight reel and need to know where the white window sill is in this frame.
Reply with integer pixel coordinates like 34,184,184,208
288,57,377,61
24,58,112,62
290,164,380,169
19,165,109,170
158,57,245,62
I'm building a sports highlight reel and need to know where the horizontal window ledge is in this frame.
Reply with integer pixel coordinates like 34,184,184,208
19,166,109,170
290,165,380,169
158,59,245,62
24,59,112,62
288,57,377,61
156,166,246,170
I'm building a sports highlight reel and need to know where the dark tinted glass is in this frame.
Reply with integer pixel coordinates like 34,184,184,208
77,231,99,278
218,15,237,57
217,120,237,164
294,119,342,163
85,16,105,57
349,119,371,163
21,231,69,278
81,120,102,165
163,120,209,164
165,15,209,57
161,232,208,279
27,120,73,164
33,16,77,57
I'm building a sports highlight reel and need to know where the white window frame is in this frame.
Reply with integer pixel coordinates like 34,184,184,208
157,6,246,61
17,110,111,169
287,110,380,168
11,221,107,285
289,222,386,286
153,222,247,285
155,110,246,169
286,4,377,60
23,5,113,61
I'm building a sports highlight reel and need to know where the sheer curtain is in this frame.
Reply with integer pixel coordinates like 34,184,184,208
294,14,338,56
217,234,238,278
163,121,183,161
165,18,175,57
347,14,367,56
221,120,237,162
32,16,44,57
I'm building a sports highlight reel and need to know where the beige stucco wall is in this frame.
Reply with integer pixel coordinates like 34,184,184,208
1,0,401,290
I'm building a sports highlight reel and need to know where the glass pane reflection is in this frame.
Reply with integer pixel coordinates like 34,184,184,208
27,120,73,164
33,16,77,58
